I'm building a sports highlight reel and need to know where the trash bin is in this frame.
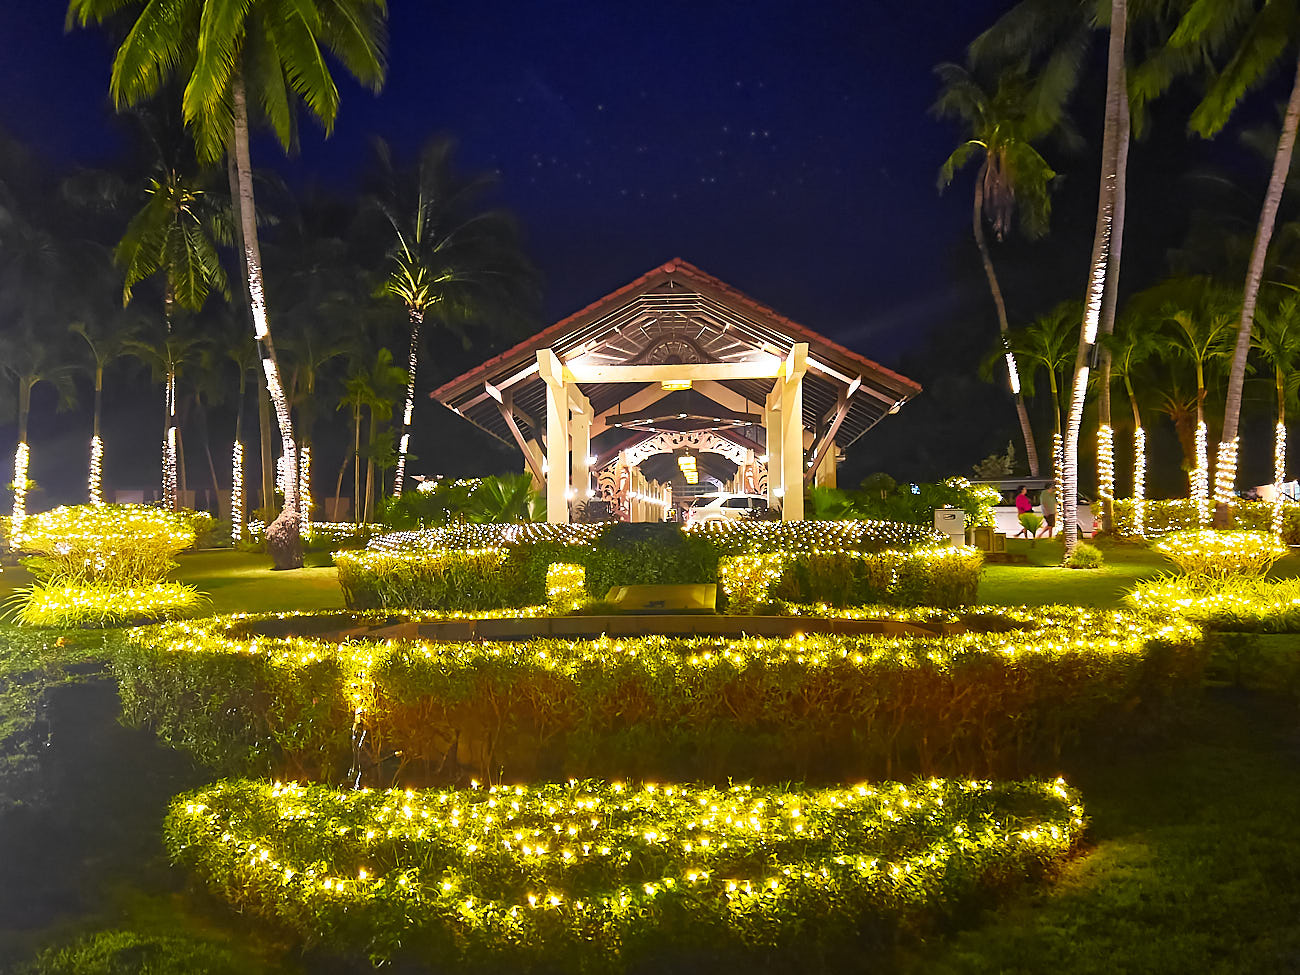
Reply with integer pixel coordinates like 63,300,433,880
934,508,965,546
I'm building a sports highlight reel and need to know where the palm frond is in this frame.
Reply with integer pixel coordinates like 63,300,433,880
269,0,340,132
1191,3,1294,138
109,0,199,108
318,0,388,90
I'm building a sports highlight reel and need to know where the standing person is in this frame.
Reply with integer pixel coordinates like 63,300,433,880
1038,483,1057,538
1014,485,1033,537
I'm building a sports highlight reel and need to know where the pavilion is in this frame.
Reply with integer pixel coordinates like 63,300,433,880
431,260,920,523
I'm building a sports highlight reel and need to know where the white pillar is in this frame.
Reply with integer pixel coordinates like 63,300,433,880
765,390,783,511
781,344,808,521
538,349,570,524
572,411,590,508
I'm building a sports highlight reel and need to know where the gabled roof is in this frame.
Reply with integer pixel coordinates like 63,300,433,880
431,259,920,451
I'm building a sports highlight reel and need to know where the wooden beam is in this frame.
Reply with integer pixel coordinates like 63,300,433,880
497,394,544,482
565,357,782,384
804,388,854,485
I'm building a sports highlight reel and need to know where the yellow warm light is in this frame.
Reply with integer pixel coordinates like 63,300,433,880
1274,422,1287,537
231,442,245,543
1214,437,1238,509
1193,421,1210,527
10,441,29,547
88,435,104,507
661,379,692,391
1096,424,1113,503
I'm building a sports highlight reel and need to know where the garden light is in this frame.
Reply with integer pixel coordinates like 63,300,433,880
231,442,244,543
10,441,29,547
88,435,103,507
1193,421,1210,527
1214,437,1238,509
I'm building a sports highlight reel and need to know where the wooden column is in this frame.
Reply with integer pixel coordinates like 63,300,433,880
780,344,808,521
571,411,591,508
538,349,570,524
765,385,783,511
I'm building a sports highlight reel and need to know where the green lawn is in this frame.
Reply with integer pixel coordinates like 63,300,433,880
981,538,1300,608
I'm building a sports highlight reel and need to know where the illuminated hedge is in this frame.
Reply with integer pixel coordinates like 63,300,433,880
15,582,204,627
1153,530,1287,579
1113,498,1300,541
1126,575,1300,633
19,504,194,586
335,548,532,611
165,776,1084,967
120,609,1203,783
720,547,982,612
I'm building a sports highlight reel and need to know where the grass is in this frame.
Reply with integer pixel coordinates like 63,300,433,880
981,538,1300,608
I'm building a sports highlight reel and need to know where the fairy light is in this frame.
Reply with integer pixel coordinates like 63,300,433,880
231,442,244,543
1153,529,1287,579
392,315,422,500
1274,421,1286,537
1052,431,1064,518
10,441,29,548
163,427,178,512
298,445,311,537
546,563,586,613
1213,437,1238,508
1004,352,1021,395
1132,426,1146,538
88,435,104,507
165,775,1086,962
1096,424,1113,503
1193,421,1210,527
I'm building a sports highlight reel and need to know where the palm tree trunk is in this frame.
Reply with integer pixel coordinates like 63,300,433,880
332,452,350,523
1095,94,1130,535
973,178,1040,477
1126,375,1145,536
1063,0,1128,558
1274,370,1287,535
10,381,32,546
392,307,423,497
1216,53,1300,526
163,287,179,512
231,66,300,568
90,364,104,505
353,401,362,524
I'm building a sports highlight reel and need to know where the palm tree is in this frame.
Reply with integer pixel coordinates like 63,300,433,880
933,62,1066,477
1005,302,1079,485
1103,315,1161,535
0,326,77,546
1165,293,1235,525
68,0,388,568
1132,2,1300,523
114,114,230,510
465,474,544,524
226,331,259,540
369,137,537,497
70,307,140,506
1253,296,1300,533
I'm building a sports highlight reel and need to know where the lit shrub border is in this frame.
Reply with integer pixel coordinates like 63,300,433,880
165,776,1084,967
121,609,1203,783
719,547,982,612
1126,575,1300,634
1153,530,1287,579
335,548,531,612
19,504,194,585
1112,498,1300,541
14,581,204,627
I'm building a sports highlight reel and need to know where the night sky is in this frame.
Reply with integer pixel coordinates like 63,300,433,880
2,1,1007,355
1,2,1283,501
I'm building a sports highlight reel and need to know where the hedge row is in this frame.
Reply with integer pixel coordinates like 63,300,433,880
338,523,964,613
120,609,1204,785
165,776,1084,969
1112,498,1300,541
720,548,982,612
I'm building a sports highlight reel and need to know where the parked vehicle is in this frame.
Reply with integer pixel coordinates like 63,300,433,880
684,492,772,524
969,478,1099,538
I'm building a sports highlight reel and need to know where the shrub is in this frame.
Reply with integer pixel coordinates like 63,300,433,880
335,548,532,611
683,518,943,555
1018,512,1044,536
1065,543,1104,570
166,776,1084,969
13,582,204,627
18,505,193,586
16,929,245,975
581,522,717,596
719,547,982,611
854,477,1001,530
1126,575,1300,633
123,609,1204,784
546,563,586,613
1112,498,1300,543
1153,530,1286,578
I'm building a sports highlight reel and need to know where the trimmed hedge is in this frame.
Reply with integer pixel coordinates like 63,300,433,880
121,609,1204,784
335,548,533,612
720,548,982,612
1152,530,1287,579
1113,498,1300,542
166,776,1084,970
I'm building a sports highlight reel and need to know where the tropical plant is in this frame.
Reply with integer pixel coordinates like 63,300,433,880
464,473,545,524
1004,302,1079,474
933,61,1068,477
68,0,389,568
1103,312,1161,534
70,303,140,506
1131,0,1300,524
369,137,537,497
1253,297,1300,533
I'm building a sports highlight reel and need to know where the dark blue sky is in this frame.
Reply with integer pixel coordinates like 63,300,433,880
1,0,1007,361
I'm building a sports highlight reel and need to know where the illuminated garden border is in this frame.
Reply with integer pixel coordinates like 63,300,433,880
166,776,1084,967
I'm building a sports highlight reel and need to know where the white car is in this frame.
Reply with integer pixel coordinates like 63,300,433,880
684,492,772,524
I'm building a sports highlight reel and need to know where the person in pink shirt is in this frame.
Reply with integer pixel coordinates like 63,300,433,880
1013,485,1033,537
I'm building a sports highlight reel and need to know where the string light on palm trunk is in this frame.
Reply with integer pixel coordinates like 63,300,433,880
1096,424,1114,503
1274,421,1286,537
163,428,178,512
88,435,103,507
393,312,422,499
1193,421,1210,527
298,446,311,538
231,442,244,543
1214,438,1238,509
1132,427,1146,538
10,442,29,548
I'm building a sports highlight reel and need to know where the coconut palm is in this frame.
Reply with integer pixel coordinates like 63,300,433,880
337,349,407,524
1102,314,1161,534
114,111,230,510
68,0,388,568
70,305,141,506
1131,1,1300,521
933,62,1067,477
1004,302,1080,479
1253,296,1300,532
225,329,260,539
369,137,537,497
1164,290,1236,524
